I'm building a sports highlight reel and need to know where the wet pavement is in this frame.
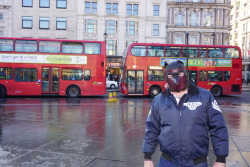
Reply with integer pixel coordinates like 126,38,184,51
0,90,250,167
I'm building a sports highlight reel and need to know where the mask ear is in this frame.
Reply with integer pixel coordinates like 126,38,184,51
176,60,184,65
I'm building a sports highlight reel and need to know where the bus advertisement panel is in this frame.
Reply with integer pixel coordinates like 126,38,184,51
120,43,242,97
0,37,106,97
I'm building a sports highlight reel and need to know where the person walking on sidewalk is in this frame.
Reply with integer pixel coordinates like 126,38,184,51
142,60,229,167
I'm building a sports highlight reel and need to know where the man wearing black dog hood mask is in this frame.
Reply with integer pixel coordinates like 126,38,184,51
142,60,228,167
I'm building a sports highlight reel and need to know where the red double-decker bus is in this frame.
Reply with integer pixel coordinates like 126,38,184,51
120,43,242,97
0,37,106,97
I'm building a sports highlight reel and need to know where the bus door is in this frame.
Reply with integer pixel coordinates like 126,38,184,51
42,67,59,95
127,70,144,94
188,70,197,85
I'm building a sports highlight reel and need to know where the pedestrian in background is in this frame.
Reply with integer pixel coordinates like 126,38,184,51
142,60,228,167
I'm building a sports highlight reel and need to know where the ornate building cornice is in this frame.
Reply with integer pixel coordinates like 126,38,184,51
167,2,232,10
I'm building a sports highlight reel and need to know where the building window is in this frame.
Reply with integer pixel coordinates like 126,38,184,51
106,3,118,15
126,21,138,35
56,17,67,30
39,17,50,29
85,19,97,33
204,36,211,45
0,14,3,20
85,2,97,14
176,12,184,26
190,12,198,26
153,5,159,16
107,40,117,56
153,24,159,36
22,0,32,7
22,16,32,29
190,37,198,44
40,0,49,8
175,37,183,44
127,4,138,16
57,0,67,8
126,41,136,48
106,20,117,34
204,13,212,27
205,0,214,3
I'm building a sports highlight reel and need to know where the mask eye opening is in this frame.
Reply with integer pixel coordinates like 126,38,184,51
167,75,173,79
179,72,184,76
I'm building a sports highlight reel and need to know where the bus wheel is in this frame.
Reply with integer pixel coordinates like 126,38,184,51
67,86,80,98
211,86,222,97
149,86,161,98
0,86,6,98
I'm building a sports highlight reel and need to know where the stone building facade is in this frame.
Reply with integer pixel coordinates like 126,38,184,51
167,0,231,45
0,0,12,37
0,0,232,74
230,0,250,82
11,0,77,39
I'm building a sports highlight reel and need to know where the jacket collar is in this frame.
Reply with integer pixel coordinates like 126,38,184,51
162,82,198,97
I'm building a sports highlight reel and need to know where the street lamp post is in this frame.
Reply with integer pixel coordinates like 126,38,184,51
103,31,108,43
186,32,189,77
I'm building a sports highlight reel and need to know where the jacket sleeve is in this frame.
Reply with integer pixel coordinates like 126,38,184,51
207,92,229,162
142,97,161,156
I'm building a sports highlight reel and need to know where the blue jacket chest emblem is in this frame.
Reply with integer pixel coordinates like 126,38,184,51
183,102,202,110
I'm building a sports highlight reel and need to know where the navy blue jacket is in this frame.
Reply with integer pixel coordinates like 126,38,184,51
142,83,228,166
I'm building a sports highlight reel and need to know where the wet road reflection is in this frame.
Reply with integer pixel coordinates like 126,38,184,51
0,95,249,166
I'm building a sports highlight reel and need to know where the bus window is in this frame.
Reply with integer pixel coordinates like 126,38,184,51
224,71,230,81
208,71,223,81
84,43,100,54
84,69,91,80
148,70,164,81
131,46,146,56
0,39,13,52
166,47,181,57
0,67,12,79
199,48,207,58
15,68,37,82
173,48,181,57
148,46,164,57
208,48,223,58
62,69,83,80
166,49,171,57
62,42,83,54
184,47,198,57
224,48,239,58
188,71,197,85
199,71,207,81
39,41,60,53
15,40,37,52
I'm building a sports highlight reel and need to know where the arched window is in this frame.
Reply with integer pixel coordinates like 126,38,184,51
175,12,184,26
204,13,212,27
190,12,198,26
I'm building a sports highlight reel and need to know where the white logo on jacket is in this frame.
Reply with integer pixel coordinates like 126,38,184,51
148,109,152,117
212,100,222,112
184,102,202,110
